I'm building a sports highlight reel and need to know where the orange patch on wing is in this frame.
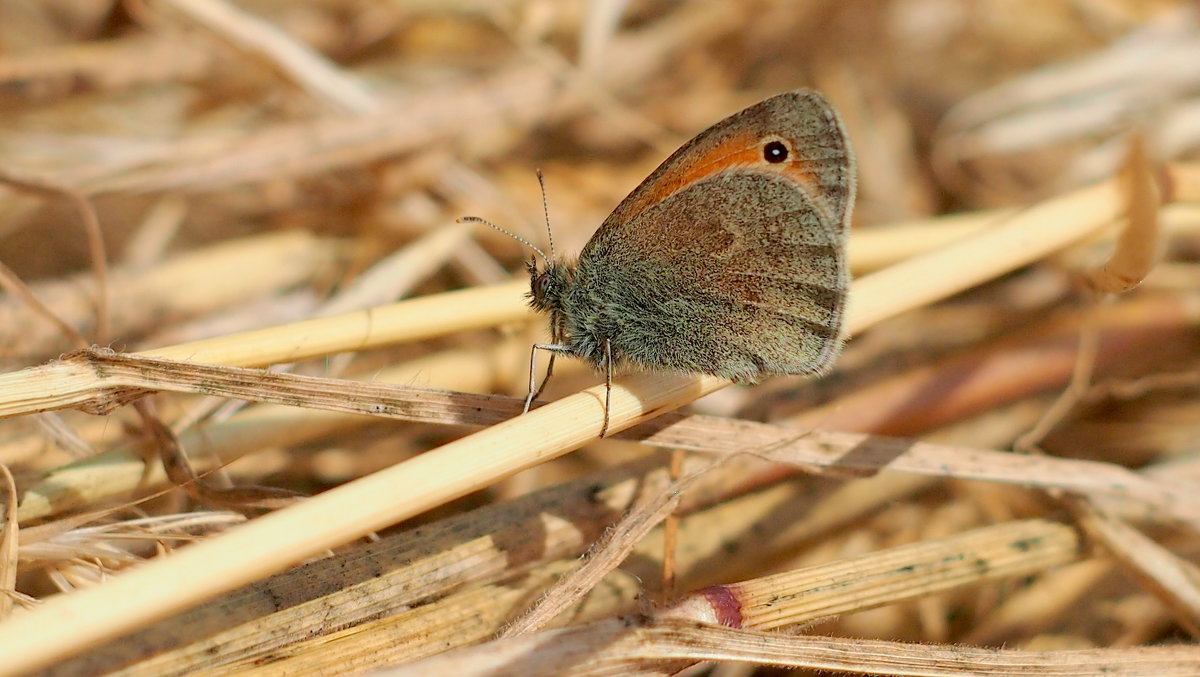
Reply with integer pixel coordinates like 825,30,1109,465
626,132,760,215
626,132,827,218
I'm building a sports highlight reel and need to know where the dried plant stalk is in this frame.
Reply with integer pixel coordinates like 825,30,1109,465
14,345,515,522
0,465,16,621
207,562,642,677
0,230,342,366
1085,135,1163,293
666,519,1080,631
378,616,1200,677
0,162,1177,674
142,279,527,367
12,349,1195,526
3,5,1199,676
54,456,668,677
202,517,1077,676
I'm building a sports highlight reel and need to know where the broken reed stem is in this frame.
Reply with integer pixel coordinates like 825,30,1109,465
665,519,1080,631
0,168,1159,676
1084,134,1162,293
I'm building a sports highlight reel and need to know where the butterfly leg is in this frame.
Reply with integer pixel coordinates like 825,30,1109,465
524,343,571,414
601,338,613,438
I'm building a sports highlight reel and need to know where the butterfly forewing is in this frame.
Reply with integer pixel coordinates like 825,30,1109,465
589,89,855,246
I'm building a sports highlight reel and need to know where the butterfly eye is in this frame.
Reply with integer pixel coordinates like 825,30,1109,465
763,140,789,163
536,272,552,296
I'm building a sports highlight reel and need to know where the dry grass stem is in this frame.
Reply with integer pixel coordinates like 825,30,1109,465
1072,500,1200,637
1085,135,1164,293
0,230,341,366
142,279,527,366
50,456,669,676
499,455,725,638
209,562,642,677
0,465,16,621
0,158,1179,674
3,6,1200,675
14,345,513,522
10,349,1193,526
665,519,1080,632
378,616,1200,677
846,172,1122,332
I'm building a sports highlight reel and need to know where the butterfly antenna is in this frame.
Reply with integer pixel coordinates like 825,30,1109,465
457,215,549,265
535,168,556,261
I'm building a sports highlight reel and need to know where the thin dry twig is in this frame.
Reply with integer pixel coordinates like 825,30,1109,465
1071,499,1200,638
500,455,726,638
132,399,303,512
1013,134,1200,640
0,260,87,350
1089,370,1200,400
660,449,685,598
0,464,17,621
1012,301,1102,453
1084,134,1164,293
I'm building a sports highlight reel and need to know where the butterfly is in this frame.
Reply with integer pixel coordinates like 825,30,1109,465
467,89,855,435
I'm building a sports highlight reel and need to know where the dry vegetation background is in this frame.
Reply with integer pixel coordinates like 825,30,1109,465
0,0,1199,675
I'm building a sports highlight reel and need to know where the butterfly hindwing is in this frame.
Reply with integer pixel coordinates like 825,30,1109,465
569,170,845,381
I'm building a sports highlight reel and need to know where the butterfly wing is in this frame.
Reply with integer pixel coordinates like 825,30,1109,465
592,89,854,243
570,90,854,381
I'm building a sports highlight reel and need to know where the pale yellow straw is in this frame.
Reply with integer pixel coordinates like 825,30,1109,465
0,176,1128,676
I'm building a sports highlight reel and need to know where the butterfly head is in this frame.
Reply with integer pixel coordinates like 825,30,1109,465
527,257,571,315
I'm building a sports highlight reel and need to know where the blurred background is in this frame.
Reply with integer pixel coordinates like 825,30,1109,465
2,0,1200,663
2,0,1195,281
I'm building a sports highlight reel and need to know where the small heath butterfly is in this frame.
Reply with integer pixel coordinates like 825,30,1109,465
470,89,855,434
